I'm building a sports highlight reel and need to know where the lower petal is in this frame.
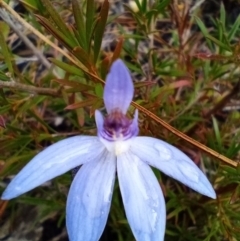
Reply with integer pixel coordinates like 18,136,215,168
66,150,116,241
117,152,166,241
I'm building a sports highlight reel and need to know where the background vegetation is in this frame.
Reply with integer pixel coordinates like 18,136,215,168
0,0,240,240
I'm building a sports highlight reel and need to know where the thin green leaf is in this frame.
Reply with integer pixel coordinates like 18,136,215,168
100,56,110,79
0,89,9,104
134,0,142,12
142,0,147,13
86,17,99,53
194,16,213,50
112,37,123,63
72,0,87,50
72,46,94,70
54,79,94,91
18,96,46,114
28,109,56,133
36,15,76,49
86,0,95,49
219,2,226,30
0,115,5,128
0,24,13,75
0,70,11,81
216,19,223,43
212,116,222,150
205,34,232,51
156,0,171,12
49,58,84,76
94,0,109,63
0,20,10,39
40,0,73,37
94,83,103,98
65,98,98,110
90,98,103,116
228,14,240,42
65,87,93,93
20,0,45,12
71,27,82,47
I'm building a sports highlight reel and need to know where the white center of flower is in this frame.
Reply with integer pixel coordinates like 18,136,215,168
99,137,133,156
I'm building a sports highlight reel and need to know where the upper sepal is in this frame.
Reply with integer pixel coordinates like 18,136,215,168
103,59,134,114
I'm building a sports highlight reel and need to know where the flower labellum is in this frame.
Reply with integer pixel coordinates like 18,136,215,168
1,59,216,241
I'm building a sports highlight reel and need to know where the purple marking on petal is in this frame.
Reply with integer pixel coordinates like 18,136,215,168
104,59,134,114
104,110,132,138
95,109,139,142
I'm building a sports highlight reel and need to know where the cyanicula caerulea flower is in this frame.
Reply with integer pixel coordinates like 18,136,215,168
1,59,216,241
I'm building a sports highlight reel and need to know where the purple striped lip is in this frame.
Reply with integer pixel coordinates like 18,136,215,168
99,109,139,141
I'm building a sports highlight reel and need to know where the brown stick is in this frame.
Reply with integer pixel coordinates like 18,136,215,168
0,80,60,97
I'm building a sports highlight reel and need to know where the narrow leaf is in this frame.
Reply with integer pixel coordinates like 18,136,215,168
54,79,94,91
86,0,95,49
156,0,171,12
195,16,213,50
228,14,240,42
0,71,10,81
205,34,232,51
20,0,45,12
72,0,87,50
212,116,222,150
36,15,76,49
72,46,94,70
0,115,6,128
90,99,104,116
134,0,142,12
100,56,110,79
0,24,13,75
49,58,84,76
93,0,109,62
111,37,124,63
65,98,98,110
86,17,99,53
94,83,103,98
40,0,74,37
220,2,226,29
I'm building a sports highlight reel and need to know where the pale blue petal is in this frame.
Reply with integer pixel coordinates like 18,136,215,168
66,151,116,241
95,109,104,135
104,59,134,114
117,152,166,241
2,136,105,200
131,137,216,199
130,109,139,137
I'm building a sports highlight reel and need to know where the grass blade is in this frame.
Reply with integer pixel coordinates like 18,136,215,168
93,0,109,63
72,0,87,50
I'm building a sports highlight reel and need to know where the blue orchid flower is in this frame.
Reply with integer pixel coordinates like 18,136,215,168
1,59,216,241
